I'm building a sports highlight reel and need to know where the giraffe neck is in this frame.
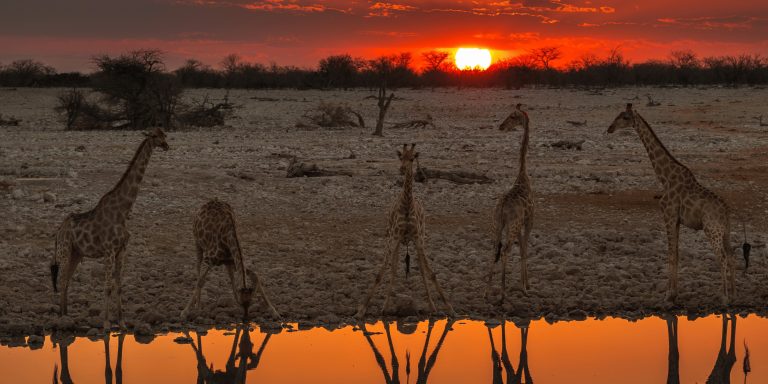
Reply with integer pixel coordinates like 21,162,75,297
96,138,155,220
632,113,679,186
401,165,415,211
518,112,530,178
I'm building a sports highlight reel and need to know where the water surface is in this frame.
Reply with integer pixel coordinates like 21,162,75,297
0,315,761,383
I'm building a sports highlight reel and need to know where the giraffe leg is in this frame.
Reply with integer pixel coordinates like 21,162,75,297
381,241,401,315
355,241,393,318
520,220,532,295
113,246,126,330
247,269,281,319
704,224,730,305
58,253,82,316
103,253,115,332
662,210,680,304
484,249,500,302
226,264,239,304
499,235,516,305
416,237,455,316
182,263,211,320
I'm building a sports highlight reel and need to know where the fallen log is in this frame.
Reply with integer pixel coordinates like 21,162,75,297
286,157,352,178
414,165,493,184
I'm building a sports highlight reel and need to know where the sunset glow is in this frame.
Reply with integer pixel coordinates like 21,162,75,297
455,48,492,71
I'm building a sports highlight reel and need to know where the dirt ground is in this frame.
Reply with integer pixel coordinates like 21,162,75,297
1,86,768,337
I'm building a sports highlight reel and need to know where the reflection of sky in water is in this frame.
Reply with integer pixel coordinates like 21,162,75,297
0,315,761,383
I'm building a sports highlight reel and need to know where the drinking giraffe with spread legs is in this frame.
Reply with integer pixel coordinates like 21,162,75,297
608,103,735,304
51,127,169,331
181,199,280,320
485,104,534,304
355,144,455,318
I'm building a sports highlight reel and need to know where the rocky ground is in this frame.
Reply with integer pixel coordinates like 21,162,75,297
1,86,768,338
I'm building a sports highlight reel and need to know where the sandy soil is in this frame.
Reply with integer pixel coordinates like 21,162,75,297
1,86,768,337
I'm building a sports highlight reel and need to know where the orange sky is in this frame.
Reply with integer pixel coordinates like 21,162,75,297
0,1,766,71
2,316,764,383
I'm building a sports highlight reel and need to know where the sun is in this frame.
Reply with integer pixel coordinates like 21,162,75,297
455,48,492,70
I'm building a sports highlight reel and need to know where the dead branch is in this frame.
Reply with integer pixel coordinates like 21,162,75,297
0,114,21,126
646,94,661,107
414,165,493,184
177,95,228,127
286,157,352,178
297,103,364,129
549,139,585,150
566,120,587,127
392,114,435,129
372,82,394,136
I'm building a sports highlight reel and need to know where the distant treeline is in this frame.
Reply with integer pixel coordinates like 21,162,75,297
2,47,768,89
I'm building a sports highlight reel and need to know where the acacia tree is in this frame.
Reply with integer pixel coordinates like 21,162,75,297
91,49,182,129
318,54,363,89
530,46,562,70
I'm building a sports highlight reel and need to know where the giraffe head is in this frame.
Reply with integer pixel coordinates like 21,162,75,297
607,103,636,133
499,103,528,131
144,127,170,151
397,143,419,175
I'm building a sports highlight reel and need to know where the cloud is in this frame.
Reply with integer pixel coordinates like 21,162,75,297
361,30,418,38
657,16,763,30
367,2,417,17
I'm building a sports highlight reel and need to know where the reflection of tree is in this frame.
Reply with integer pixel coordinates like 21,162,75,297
486,319,532,384
360,319,454,384
665,316,680,384
54,333,126,384
707,314,737,384
186,323,272,384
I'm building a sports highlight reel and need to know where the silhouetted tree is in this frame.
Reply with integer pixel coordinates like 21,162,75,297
91,49,182,129
318,54,362,89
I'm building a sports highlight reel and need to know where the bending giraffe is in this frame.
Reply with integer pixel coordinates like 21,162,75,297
356,144,455,318
608,103,735,304
485,103,534,304
181,199,280,320
486,318,533,384
51,127,169,330
360,319,454,384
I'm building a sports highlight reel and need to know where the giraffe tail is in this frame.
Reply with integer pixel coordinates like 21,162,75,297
405,248,411,279
51,235,60,293
494,242,502,263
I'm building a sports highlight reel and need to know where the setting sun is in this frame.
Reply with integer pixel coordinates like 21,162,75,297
455,48,492,71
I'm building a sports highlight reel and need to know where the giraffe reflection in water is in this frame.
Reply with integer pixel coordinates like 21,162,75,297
665,314,740,384
360,319,455,384
486,319,532,384
53,333,126,384
185,322,274,384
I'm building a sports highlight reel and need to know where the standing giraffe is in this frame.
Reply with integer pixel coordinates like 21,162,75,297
181,199,280,320
51,127,169,330
485,103,534,304
355,144,455,318
608,103,735,304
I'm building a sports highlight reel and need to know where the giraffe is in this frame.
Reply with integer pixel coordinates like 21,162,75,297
485,103,534,304
50,127,169,331
360,318,455,384
707,313,737,384
608,103,735,305
355,144,455,318
181,199,281,321
664,315,680,384
486,318,533,384
54,332,125,384
185,322,273,384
